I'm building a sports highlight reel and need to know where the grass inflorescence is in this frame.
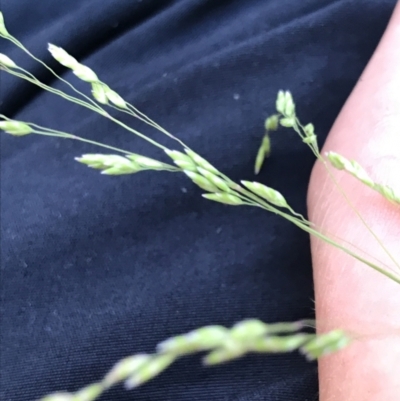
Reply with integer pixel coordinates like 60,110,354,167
0,10,399,400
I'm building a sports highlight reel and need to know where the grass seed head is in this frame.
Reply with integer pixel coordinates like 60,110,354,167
0,53,16,68
0,119,32,136
202,193,244,206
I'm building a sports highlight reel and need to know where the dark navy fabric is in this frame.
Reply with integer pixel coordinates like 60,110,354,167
0,1,396,400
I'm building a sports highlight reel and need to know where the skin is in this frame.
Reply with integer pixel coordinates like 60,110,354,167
308,2,400,400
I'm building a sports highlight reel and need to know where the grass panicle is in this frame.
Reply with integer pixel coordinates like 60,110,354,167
0,118,32,136
241,181,288,208
39,319,350,401
76,153,179,175
0,53,16,68
183,170,220,192
0,11,9,36
326,151,400,204
254,134,271,174
202,192,244,206
1,26,399,282
0,10,398,400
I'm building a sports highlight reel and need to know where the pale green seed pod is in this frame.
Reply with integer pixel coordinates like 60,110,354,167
250,333,311,353
101,164,139,175
157,325,228,354
284,91,295,116
254,145,266,175
124,355,176,389
184,170,219,192
186,325,229,349
156,334,196,354
174,160,198,171
279,117,295,128
75,154,140,175
300,329,351,361
73,65,99,83
241,181,288,208
197,167,231,193
173,159,191,169
164,149,197,171
0,120,32,136
104,88,128,109
48,44,79,69
388,186,400,204
261,134,271,158
263,321,305,334
349,161,374,187
76,154,129,169
75,157,103,169
276,90,286,114
91,83,108,104
328,153,400,199
184,149,219,174
127,155,166,170
304,123,315,137
254,134,271,175
326,151,347,170
264,115,279,131
328,153,375,187
74,383,103,401
375,183,400,204
203,346,245,365
0,12,10,37
230,319,269,340
0,53,16,68
103,354,150,387
302,134,317,145
202,193,243,206
376,184,392,200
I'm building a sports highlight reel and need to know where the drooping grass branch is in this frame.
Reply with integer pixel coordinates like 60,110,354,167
39,319,351,401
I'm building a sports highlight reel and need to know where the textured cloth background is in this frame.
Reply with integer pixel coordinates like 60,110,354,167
0,1,396,400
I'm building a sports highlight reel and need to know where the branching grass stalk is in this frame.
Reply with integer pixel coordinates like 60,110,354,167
235,185,400,284
1,30,187,148
0,33,107,112
266,101,400,272
205,172,400,282
2,66,105,113
291,117,400,271
109,103,188,148
237,191,399,278
1,66,169,151
1,11,399,401
3,57,399,283
0,114,134,154
1,38,178,150
231,178,310,225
